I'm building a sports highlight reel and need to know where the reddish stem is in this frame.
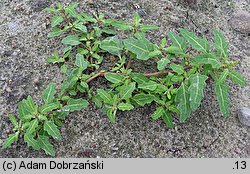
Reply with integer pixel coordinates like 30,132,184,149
86,66,193,83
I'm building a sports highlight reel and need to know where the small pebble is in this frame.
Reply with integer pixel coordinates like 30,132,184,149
138,9,147,17
229,11,250,33
33,77,39,84
6,87,12,93
8,22,20,32
238,107,250,127
86,0,94,5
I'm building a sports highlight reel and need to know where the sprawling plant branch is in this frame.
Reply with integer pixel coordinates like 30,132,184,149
86,65,193,83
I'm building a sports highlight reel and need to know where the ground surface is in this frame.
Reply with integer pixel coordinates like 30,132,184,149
0,0,249,158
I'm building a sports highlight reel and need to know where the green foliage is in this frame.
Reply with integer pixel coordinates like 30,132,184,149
100,36,123,56
124,33,161,60
3,82,88,155
213,30,229,59
192,53,221,69
167,32,187,53
180,28,210,53
62,35,81,46
3,3,247,156
175,83,191,122
188,74,208,111
214,81,230,117
157,58,170,71
229,70,247,87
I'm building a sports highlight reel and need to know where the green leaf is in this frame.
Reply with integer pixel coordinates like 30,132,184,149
162,110,174,128
104,19,133,30
62,98,89,112
130,73,149,84
229,70,247,87
102,28,116,35
92,95,103,108
18,101,29,120
94,26,102,37
74,23,87,33
104,73,124,84
65,4,77,17
60,68,81,92
124,34,159,60
133,13,141,26
214,81,230,117
2,132,19,149
160,38,167,48
27,119,38,134
8,115,18,128
48,27,63,38
192,53,221,69
180,28,210,53
47,52,65,64
96,89,113,104
75,53,88,69
152,107,164,120
170,63,184,75
217,69,229,83
213,30,228,59
37,135,55,156
24,133,40,150
140,24,159,32
62,35,81,46
100,36,123,56
119,83,136,99
38,115,48,121
133,94,155,106
106,108,116,123
42,83,56,104
188,73,208,111
175,82,191,122
22,122,30,130
118,103,134,111
81,13,97,23
44,121,62,140
40,103,59,114
92,53,103,64
23,96,37,114
154,84,168,94
80,81,89,89
60,64,68,74
138,81,158,91
51,16,64,27
167,32,187,52
164,46,184,55
157,58,170,71
171,75,184,82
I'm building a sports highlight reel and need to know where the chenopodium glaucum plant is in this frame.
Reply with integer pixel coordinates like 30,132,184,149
3,3,247,156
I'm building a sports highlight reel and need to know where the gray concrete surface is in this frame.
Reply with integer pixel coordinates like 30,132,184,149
0,0,249,157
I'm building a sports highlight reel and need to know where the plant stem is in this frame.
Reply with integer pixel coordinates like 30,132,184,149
126,59,132,70
86,66,193,83
86,71,107,83
64,61,75,66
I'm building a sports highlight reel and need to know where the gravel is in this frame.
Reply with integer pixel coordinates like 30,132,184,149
238,107,250,127
229,10,250,33
0,0,249,158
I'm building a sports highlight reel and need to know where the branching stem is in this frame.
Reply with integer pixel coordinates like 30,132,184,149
86,66,193,83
